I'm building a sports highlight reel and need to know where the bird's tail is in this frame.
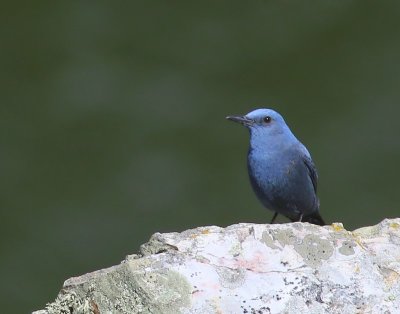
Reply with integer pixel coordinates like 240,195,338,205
295,212,326,226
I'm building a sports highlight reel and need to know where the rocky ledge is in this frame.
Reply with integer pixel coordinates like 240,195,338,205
33,219,400,313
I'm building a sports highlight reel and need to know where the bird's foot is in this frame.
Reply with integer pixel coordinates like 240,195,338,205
270,212,278,224
298,213,304,222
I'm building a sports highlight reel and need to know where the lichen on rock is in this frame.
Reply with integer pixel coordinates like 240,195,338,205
33,219,400,313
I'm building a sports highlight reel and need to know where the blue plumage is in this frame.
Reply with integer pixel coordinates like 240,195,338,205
227,108,325,225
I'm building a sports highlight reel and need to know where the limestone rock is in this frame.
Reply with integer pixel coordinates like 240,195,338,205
33,219,400,313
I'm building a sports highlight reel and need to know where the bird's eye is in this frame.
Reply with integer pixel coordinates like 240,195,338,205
263,116,272,123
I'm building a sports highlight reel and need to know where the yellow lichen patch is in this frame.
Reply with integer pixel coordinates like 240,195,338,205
381,267,400,288
389,222,400,229
353,236,367,250
353,225,379,238
190,228,210,238
331,223,344,232
210,297,223,314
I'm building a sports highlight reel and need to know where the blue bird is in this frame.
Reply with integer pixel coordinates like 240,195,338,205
226,108,325,225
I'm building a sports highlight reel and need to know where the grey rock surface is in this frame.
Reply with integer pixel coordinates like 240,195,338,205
33,219,400,313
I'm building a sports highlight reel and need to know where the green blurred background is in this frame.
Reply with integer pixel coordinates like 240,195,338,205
2,1,400,312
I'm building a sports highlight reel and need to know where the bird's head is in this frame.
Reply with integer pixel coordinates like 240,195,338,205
226,108,288,136
226,108,298,151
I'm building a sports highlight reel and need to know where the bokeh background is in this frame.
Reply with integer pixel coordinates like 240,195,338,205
2,1,400,312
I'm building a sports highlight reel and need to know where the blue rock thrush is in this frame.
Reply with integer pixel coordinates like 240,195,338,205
226,108,325,225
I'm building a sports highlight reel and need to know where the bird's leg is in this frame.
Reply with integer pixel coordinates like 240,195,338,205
270,212,278,224
298,213,304,222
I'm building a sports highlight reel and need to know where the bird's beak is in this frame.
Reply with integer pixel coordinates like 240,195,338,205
226,115,254,126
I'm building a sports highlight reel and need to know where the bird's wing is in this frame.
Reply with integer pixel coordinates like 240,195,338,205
303,155,318,193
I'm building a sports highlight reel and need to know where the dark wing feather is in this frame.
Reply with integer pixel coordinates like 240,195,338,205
303,155,318,193
302,152,325,225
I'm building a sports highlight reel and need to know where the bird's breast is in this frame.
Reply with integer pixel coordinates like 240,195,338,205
248,151,281,188
247,148,305,196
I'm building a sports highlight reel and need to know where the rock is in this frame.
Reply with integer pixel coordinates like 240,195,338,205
33,219,400,313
